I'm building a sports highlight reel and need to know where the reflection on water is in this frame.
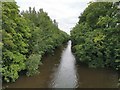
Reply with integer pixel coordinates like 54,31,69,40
49,41,78,88
77,63,118,88
3,40,118,88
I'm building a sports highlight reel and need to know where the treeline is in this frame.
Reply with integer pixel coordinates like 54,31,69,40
71,2,120,84
2,2,69,82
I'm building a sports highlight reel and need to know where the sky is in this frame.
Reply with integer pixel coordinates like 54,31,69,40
15,0,92,34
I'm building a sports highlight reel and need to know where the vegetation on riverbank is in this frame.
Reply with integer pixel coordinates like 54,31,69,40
71,2,120,86
2,1,69,82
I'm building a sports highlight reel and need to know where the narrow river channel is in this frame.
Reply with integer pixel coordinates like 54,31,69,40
3,41,118,88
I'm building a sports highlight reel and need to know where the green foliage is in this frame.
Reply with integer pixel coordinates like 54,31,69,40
71,2,120,70
21,7,69,56
71,2,120,86
21,8,69,76
2,2,69,82
2,2,30,82
26,54,42,76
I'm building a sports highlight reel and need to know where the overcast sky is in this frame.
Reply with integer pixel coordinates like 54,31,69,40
15,0,92,34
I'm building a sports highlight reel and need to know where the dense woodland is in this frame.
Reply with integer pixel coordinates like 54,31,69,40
71,2,120,85
2,2,69,82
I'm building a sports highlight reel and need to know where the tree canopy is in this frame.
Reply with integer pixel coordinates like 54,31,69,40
71,2,120,70
71,2,120,86
2,2,69,82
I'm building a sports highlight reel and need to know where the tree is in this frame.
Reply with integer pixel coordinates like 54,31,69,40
2,3,69,82
71,1,120,73
71,2,120,86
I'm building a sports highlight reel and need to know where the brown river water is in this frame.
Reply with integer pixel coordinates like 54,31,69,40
3,41,118,88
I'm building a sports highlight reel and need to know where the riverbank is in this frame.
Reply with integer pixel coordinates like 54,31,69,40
3,41,118,88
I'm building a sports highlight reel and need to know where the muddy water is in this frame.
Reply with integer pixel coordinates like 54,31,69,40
3,41,118,88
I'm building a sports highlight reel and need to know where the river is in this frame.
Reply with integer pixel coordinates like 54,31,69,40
3,41,118,88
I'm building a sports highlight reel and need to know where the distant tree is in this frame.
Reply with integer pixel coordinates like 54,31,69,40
53,19,58,27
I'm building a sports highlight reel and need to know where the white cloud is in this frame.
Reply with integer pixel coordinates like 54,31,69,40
16,0,91,34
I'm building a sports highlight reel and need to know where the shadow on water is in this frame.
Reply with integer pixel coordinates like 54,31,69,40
3,40,118,88
76,63,118,88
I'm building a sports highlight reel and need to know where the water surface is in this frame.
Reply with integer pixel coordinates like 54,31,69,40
3,41,118,88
